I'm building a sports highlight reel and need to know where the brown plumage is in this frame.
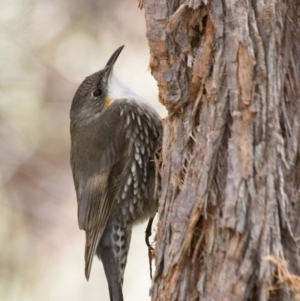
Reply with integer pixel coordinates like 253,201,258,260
70,46,162,301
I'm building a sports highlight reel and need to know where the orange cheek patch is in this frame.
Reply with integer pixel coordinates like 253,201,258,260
104,97,112,107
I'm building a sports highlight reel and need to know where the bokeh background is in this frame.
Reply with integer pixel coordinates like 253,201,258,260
0,1,166,300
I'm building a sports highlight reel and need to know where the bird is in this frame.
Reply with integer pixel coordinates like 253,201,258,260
70,45,162,301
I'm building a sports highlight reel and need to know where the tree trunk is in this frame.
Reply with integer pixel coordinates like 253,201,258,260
141,0,300,300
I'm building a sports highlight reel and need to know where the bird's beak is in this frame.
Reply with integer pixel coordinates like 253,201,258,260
104,45,124,78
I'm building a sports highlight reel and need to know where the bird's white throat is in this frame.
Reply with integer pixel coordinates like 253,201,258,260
107,74,150,105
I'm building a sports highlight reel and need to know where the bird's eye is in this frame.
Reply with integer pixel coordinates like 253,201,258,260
92,89,102,98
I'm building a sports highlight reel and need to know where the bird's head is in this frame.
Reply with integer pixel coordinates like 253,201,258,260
70,45,125,125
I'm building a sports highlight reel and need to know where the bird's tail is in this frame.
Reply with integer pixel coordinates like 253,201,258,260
97,217,132,301
98,241,124,301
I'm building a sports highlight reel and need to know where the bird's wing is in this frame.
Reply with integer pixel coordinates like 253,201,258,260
82,154,130,280
80,172,109,280
77,102,132,280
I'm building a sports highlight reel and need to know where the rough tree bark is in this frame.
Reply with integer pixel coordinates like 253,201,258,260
140,0,300,300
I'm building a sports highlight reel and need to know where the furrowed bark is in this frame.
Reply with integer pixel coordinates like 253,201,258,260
141,1,300,300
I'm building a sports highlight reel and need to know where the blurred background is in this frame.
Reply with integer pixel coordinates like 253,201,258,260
0,0,166,300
